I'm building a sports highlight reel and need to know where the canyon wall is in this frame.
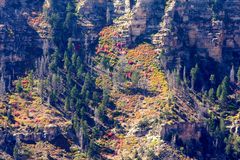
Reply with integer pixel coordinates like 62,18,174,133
0,0,46,90
1,0,240,87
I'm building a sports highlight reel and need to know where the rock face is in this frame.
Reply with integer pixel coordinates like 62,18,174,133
0,125,72,155
0,127,15,155
160,122,206,142
160,122,222,159
152,0,240,72
0,0,46,89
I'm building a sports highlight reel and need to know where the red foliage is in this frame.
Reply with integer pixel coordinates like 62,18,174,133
126,72,132,79
22,79,29,85
128,60,134,65
14,112,20,117
14,122,20,128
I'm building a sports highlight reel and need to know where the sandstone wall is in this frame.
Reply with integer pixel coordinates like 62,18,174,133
153,0,240,69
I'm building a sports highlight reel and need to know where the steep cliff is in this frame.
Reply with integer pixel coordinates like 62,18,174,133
0,0,48,91
152,0,240,74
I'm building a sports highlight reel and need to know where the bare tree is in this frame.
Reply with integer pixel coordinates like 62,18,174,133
230,65,235,83
0,75,5,96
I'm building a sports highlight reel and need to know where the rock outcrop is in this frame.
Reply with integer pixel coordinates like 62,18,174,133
0,0,46,89
152,0,240,71
160,122,206,142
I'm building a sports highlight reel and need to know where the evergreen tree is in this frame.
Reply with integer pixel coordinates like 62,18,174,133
28,71,34,90
190,64,199,90
67,38,74,53
64,97,70,111
72,113,80,131
49,48,61,72
233,136,240,157
208,88,215,101
220,76,230,104
64,51,71,70
102,89,109,107
71,52,77,71
79,120,89,150
48,0,58,11
80,106,86,120
92,126,100,139
77,65,84,79
71,85,78,99
183,66,190,86
64,2,76,32
96,103,106,123
237,66,240,83
131,71,140,88
101,56,110,69
216,84,222,100
209,74,215,86
220,117,226,132
16,79,23,93
66,71,72,86
81,74,90,96
75,99,82,113
13,143,19,160
88,140,98,158
92,91,99,104
76,56,83,68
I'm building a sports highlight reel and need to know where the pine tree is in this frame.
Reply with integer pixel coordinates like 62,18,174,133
76,56,83,68
64,2,76,32
67,38,74,53
131,71,140,88
72,113,80,132
88,140,98,158
66,71,72,86
96,103,106,123
190,64,199,90
237,66,240,83
13,143,19,159
64,52,71,70
210,74,215,86
220,76,229,104
220,118,226,132
71,52,77,71
216,84,222,100
102,89,109,107
28,71,34,90
92,91,99,104
208,88,215,101
79,120,89,150
101,56,110,69
77,65,84,79
76,99,82,113
64,97,70,111
16,79,23,93
48,0,58,11
49,48,61,72
71,85,78,99
81,74,90,96
183,66,187,83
